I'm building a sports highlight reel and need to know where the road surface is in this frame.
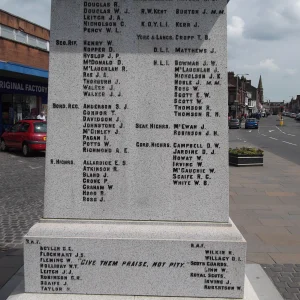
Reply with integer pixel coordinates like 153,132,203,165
229,115,300,165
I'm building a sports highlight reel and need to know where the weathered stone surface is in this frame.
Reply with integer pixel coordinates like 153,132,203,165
8,276,260,300
44,0,229,223
19,0,246,298
24,220,246,298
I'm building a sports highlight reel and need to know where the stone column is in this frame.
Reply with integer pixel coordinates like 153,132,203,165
11,0,247,299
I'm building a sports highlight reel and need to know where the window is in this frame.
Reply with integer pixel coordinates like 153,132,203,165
11,123,21,133
1,26,14,40
28,35,37,47
20,123,30,132
0,24,49,51
34,122,47,133
36,38,48,50
16,30,27,43
1,94,13,125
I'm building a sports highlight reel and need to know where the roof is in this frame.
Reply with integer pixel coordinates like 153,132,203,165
0,9,49,31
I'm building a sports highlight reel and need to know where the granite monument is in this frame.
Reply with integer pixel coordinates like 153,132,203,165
10,0,249,299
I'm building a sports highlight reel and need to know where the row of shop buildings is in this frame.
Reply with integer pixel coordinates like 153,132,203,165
0,9,49,133
265,97,300,116
284,96,300,113
228,72,264,118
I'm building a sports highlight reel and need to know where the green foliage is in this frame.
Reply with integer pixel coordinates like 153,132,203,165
229,147,264,156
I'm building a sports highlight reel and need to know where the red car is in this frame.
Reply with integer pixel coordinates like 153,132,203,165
0,120,47,156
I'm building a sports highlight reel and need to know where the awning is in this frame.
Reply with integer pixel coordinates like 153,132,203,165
0,61,48,78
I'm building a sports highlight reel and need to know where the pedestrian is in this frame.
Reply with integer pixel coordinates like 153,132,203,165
37,111,46,121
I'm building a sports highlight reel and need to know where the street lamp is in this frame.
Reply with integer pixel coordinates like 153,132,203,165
235,73,249,118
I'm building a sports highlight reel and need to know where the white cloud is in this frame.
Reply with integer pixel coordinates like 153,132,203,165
259,59,280,71
282,0,300,22
245,59,280,72
227,16,245,39
285,68,298,75
228,1,300,100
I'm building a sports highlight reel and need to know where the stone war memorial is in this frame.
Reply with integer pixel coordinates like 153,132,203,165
9,0,258,299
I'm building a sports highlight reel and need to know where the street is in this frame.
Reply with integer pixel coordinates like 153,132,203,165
0,151,44,251
230,115,300,165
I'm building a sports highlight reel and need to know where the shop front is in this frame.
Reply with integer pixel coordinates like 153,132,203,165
0,77,48,133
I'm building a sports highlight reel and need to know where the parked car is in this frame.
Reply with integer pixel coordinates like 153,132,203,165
229,119,241,129
295,113,300,121
245,118,258,129
0,120,47,156
252,113,261,120
290,113,297,118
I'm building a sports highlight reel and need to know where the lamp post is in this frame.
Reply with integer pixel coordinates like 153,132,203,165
235,73,249,118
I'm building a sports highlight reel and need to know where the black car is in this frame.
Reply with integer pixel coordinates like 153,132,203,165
229,119,240,129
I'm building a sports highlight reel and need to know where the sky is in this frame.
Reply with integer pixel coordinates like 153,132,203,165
1,0,300,102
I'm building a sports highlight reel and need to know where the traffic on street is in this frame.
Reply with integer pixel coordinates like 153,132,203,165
230,115,300,165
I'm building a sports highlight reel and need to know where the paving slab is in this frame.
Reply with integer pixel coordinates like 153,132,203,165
247,253,276,264
259,219,294,227
244,225,292,235
229,141,300,299
268,254,300,264
262,264,300,300
0,152,44,251
246,264,283,300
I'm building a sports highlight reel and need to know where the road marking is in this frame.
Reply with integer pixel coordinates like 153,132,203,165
282,141,297,146
269,130,274,133
261,134,267,137
269,137,278,140
276,126,296,137
276,126,286,134
248,130,252,133
18,160,24,163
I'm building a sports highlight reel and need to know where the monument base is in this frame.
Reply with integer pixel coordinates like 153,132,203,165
22,219,246,299
7,276,259,300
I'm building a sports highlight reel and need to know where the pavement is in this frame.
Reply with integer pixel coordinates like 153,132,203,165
0,150,44,299
0,128,300,299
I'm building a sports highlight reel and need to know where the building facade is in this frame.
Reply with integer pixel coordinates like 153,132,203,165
0,10,49,133
268,102,284,115
228,72,248,118
228,72,262,118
